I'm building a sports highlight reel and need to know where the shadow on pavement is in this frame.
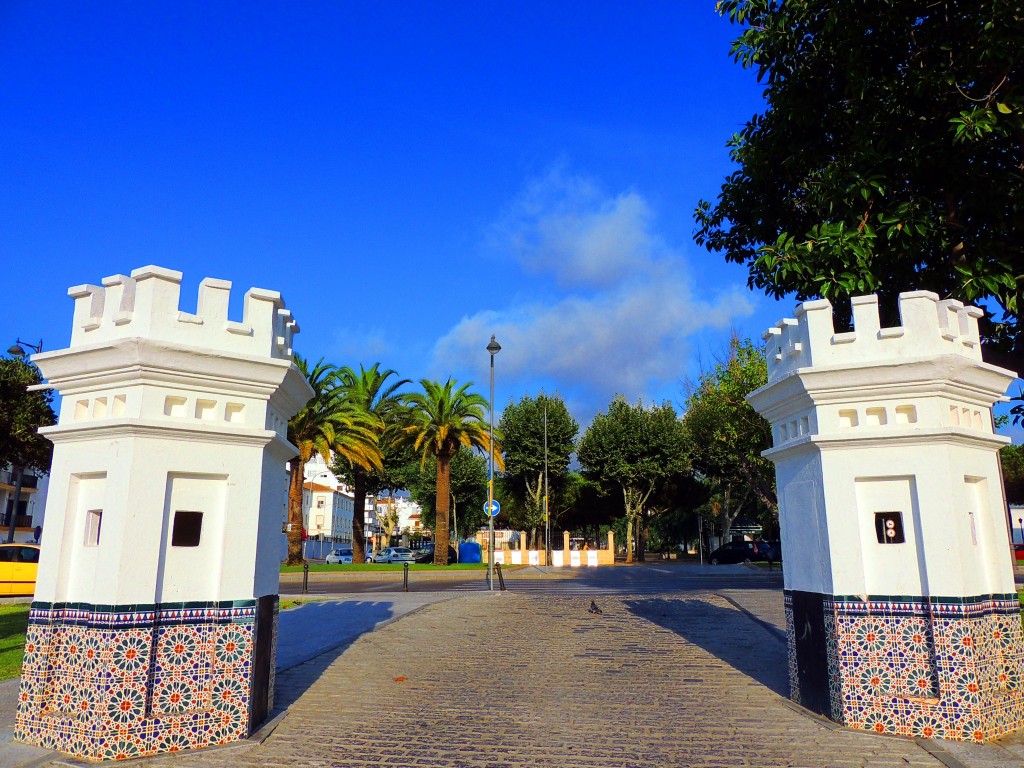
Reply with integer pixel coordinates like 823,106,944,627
273,599,397,709
623,597,789,697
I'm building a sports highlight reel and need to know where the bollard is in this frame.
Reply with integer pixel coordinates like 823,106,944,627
495,562,506,591
302,562,309,594
403,561,409,592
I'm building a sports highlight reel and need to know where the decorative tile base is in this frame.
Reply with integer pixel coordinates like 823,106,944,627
15,597,279,760
785,590,1024,742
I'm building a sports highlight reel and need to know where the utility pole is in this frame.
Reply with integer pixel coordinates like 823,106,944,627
544,400,550,568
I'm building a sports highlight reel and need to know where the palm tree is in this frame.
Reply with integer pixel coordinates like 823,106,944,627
403,378,502,565
286,356,382,565
333,363,410,564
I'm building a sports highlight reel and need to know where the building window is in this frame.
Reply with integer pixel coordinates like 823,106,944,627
172,511,203,547
85,509,103,547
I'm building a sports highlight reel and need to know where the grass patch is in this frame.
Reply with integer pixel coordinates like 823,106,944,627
0,604,30,681
280,598,328,610
281,562,488,573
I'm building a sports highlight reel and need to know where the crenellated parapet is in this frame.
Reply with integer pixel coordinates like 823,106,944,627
764,291,983,383
67,265,297,360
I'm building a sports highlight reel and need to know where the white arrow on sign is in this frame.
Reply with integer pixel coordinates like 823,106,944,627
483,500,501,517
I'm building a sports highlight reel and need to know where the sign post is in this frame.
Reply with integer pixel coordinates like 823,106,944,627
484,499,500,589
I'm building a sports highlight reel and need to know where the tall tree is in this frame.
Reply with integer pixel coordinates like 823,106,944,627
0,357,56,474
286,357,381,565
407,445,489,543
332,363,410,564
0,356,57,537
577,398,688,563
1001,444,1024,506
695,1,1024,371
497,393,578,549
402,378,501,565
682,338,774,543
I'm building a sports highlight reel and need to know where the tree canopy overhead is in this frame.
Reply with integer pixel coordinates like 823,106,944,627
695,1,1024,368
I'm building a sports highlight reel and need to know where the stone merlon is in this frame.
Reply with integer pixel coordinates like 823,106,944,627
66,265,298,360
764,291,984,383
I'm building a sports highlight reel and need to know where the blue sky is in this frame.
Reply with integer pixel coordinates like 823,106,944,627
2,3,1017,434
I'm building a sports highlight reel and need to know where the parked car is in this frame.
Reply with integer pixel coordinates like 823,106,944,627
372,547,416,564
0,543,40,596
707,539,774,565
325,547,354,565
1015,543,1024,562
413,544,458,564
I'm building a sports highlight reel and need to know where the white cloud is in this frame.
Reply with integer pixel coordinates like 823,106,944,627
494,167,657,289
431,169,756,421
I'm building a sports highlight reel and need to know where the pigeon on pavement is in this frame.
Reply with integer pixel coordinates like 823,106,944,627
588,600,603,615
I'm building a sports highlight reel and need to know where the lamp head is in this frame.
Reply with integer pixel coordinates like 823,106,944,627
7,344,26,359
487,335,501,355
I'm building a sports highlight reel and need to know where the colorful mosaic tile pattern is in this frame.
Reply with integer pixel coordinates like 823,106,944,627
783,592,799,705
784,590,1024,742
14,597,278,760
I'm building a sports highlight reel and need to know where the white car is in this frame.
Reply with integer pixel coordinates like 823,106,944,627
372,547,416,564
325,548,353,564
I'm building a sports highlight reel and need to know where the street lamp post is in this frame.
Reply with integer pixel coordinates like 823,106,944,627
6,339,43,544
6,339,43,360
487,335,501,591
544,400,550,568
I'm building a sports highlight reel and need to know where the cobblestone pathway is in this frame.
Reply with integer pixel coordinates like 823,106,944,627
135,592,944,768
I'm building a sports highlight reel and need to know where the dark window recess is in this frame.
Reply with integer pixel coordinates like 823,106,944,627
874,512,905,544
171,511,203,547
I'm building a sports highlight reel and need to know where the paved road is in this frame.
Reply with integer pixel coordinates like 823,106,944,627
281,562,786,595
127,590,956,768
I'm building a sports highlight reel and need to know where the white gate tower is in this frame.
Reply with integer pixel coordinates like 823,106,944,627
15,266,312,760
748,291,1024,741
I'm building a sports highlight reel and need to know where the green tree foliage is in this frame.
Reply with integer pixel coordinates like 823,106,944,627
682,338,774,543
577,398,688,562
695,1,1024,369
331,363,410,563
646,474,711,553
497,393,579,548
0,357,56,473
558,473,626,549
402,378,501,564
408,445,489,542
286,356,382,565
1001,444,1024,506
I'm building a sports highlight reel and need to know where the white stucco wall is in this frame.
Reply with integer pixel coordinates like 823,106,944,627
750,290,1016,600
32,266,312,606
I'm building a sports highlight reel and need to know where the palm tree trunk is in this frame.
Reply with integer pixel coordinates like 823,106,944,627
434,451,452,565
286,460,305,565
352,468,367,564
